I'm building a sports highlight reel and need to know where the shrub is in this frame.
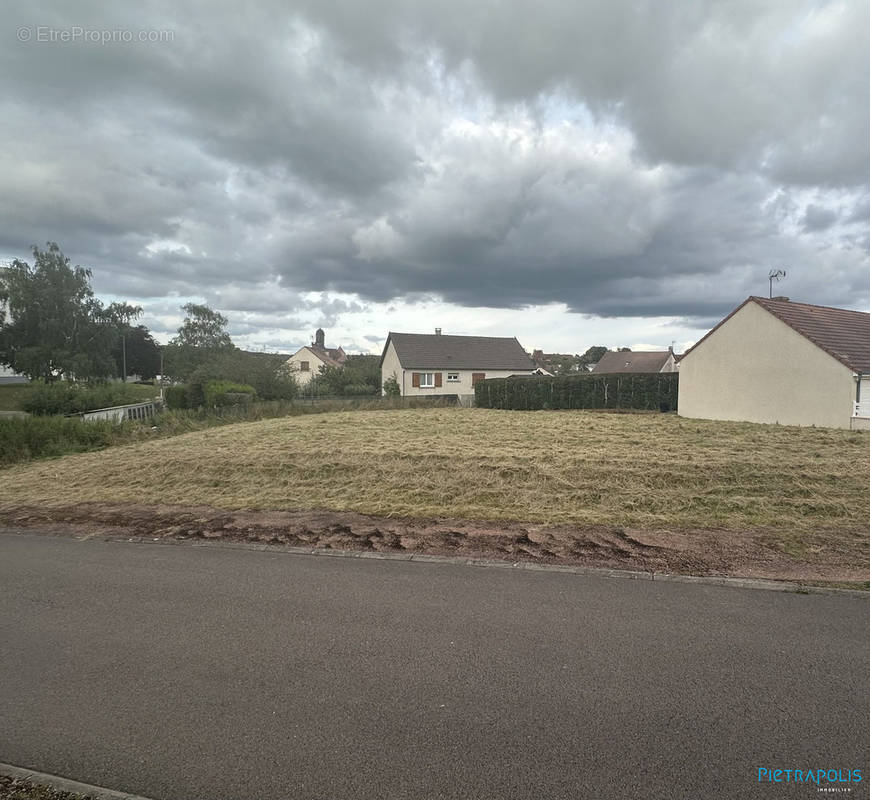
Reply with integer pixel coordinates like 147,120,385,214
0,415,123,466
22,380,147,416
163,385,189,409
475,373,679,411
343,383,377,396
382,375,400,397
187,351,298,401
203,380,257,407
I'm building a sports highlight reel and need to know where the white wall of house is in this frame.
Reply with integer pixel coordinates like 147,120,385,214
381,341,536,396
678,301,857,429
286,346,328,386
0,363,28,383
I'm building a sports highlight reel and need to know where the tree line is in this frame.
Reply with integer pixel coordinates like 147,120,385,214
0,244,293,398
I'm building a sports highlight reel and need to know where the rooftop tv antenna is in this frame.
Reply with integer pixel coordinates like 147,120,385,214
768,268,786,298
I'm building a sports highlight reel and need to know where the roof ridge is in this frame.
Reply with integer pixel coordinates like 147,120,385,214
753,295,870,317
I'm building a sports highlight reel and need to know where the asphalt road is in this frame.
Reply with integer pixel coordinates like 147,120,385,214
1,532,867,800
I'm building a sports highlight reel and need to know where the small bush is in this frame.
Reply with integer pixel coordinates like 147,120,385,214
382,375,400,397
163,385,189,409
343,383,377,396
203,380,257,407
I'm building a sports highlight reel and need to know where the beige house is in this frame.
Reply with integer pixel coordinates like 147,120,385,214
286,328,347,386
679,296,870,430
0,295,28,384
381,330,540,398
592,349,678,374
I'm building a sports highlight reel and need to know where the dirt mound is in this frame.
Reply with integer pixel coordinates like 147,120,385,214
3,502,869,584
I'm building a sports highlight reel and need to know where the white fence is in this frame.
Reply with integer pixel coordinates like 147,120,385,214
80,400,160,423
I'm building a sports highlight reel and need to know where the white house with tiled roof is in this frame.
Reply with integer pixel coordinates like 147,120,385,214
380,329,541,397
286,329,347,386
592,349,678,374
679,296,870,430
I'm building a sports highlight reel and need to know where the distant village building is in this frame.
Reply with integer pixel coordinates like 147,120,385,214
0,290,29,384
592,349,679,374
286,328,347,385
381,329,540,398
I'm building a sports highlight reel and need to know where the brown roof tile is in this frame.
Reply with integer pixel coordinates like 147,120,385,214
683,296,870,373
310,345,347,368
753,297,870,372
593,350,672,373
383,332,536,371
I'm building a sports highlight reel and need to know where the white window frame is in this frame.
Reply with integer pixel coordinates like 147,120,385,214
420,372,435,388
447,372,460,383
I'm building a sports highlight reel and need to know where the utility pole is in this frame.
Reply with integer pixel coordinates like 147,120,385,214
122,332,127,383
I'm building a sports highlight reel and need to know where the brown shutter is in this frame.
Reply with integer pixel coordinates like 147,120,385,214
472,372,485,385
412,372,420,388
435,372,442,388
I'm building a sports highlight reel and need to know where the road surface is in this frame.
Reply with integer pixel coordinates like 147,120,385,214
1,531,867,799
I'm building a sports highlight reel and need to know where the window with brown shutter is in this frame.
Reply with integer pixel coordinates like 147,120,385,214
434,372,442,387
472,372,485,385
412,372,420,388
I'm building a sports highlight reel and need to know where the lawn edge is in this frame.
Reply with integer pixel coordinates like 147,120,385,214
4,526,869,597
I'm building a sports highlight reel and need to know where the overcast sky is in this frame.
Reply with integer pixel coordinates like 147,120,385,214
3,0,870,355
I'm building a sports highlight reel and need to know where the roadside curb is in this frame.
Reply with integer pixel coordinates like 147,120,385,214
0,763,156,800
4,526,864,598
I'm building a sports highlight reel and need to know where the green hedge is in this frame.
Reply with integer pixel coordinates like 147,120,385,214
21,381,149,416
474,373,679,411
163,385,189,409
203,380,256,407
164,381,256,409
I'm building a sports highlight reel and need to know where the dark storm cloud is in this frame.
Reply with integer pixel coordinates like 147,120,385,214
2,0,869,331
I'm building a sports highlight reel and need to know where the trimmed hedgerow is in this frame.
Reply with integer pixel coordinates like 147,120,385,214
474,373,679,411
21,381,151,416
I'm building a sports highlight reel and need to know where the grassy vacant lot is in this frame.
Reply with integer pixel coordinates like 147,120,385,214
3,407,869,535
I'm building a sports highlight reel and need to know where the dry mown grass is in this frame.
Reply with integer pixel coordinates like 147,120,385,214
2,408,869,535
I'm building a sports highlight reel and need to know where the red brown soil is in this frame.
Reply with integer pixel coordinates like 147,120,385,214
2,503,869,585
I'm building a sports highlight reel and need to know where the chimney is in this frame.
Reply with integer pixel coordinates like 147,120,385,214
435,328,441,335
314,328,325,348
772,296,789,302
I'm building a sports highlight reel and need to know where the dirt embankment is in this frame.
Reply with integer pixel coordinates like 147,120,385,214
2,503,869,585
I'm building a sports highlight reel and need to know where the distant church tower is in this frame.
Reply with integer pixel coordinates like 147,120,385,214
314,328,325,348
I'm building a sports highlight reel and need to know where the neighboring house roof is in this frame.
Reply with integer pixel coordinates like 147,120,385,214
593,350,673,373
684,297,870,373
383,332,537,370
305,345,347,368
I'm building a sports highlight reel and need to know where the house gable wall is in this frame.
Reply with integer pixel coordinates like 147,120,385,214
286,346,327,386
678,301,856,428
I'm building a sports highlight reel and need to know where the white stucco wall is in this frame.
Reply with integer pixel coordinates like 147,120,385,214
380,341,536,396
0,363,28,382
286,346,328,386
678,301,857,429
